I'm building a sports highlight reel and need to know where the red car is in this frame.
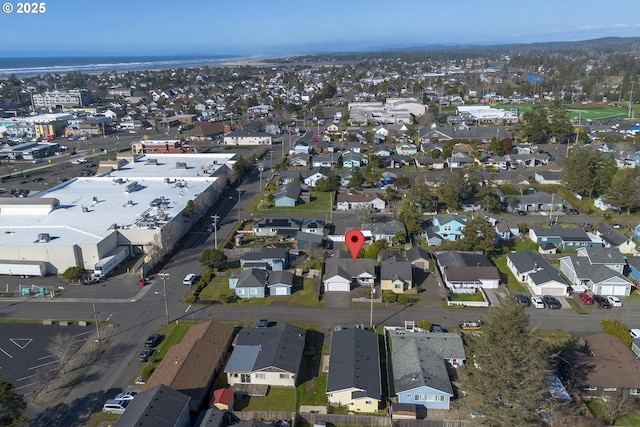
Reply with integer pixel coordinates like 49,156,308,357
578,293,594,305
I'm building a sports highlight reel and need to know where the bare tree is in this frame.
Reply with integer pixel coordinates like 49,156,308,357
599,391,636,425
515,182,530,196
46,333,79,375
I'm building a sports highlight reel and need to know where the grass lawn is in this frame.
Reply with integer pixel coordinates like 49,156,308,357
197,275,233,300
248,192,332,215
297,372,327,406
492,255,528,294
530,329,577,353
288,278,323,307
496,102,628,121
235,387,296,411
513,238,539,252
449,291,485,302
587,400,640,426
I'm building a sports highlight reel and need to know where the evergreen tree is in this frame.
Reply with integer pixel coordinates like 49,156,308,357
605,168,640,214
466,304,552,426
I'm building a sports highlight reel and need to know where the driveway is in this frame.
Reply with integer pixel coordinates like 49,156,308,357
323,291,350,309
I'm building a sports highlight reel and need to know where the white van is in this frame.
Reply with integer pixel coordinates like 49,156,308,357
183,273,196,286
103,399,130,414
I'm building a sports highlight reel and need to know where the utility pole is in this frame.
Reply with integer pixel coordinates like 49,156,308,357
92,302,100,341
211,214,219,249
157,272,170,324
629,81,635,118
370,286,376,329
258,163,264,189
237,189,242,223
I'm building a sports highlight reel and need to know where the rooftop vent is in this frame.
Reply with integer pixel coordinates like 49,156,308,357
113,178,123,184
175,162,187,169
125,181,138,193
37,233,50,243
146,158,158,166
82,206,89,213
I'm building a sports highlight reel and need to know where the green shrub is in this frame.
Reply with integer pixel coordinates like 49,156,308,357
601,319,632,347
62,266,85,282
417,320,432,331
140,364,155,380
382,290,398,303
397,294,416,305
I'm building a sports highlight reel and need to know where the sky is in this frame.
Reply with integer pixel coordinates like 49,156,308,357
2,0,640,57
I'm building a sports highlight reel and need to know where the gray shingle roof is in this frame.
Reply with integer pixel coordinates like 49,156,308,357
595,224,630,247
579,246,625,265
406,246,430,263
114,384,190,427
327,328,381,399
507,250,552,274
380,258,413,283
436,251,492,268
228,324,306,375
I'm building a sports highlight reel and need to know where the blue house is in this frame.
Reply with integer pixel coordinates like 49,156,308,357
230,268,268,299
627,257,640,283
342,151,368,168
267,270,294,296
390,331,465,410
432,214,467,241
529,225,601,250
274,183,301,207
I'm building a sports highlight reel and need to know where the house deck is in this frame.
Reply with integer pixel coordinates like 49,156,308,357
231,383,269,397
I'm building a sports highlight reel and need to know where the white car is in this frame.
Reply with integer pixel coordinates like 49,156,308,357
114,391,138,401
630,329,640,339
607,296,623,307
531,296,545,309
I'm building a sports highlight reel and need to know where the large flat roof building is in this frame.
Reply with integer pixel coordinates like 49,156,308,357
0,153,235,275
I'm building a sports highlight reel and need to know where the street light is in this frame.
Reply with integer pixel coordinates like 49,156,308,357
211,214,219,249
157,272,170,324
370,286,376,329
237,189,242,223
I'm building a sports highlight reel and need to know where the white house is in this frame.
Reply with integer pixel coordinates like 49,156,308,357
223,130,273,146
336,191,385,211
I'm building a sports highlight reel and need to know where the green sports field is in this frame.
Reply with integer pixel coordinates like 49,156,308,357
496,103,629,122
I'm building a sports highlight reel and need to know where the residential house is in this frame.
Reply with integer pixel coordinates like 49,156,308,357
436,251,500,293
303,167,331,187
373,147,391,157
253,218,301,237
240,248,289,270
223,129,272,146
293,141,311,155
382,154,412,168
511,192,565,213
296,231,324,249
274,183,301,207
290,153,310,167
326,328,382,412
225,324,306,388
594,224,637,254
432,214,467,241
447,153,474,169
626,256,640,283
230,268,268,299
323,253,376,292
342,151,368,168
144,322,234,411
278,170,302,185
420,123,513,143
561,333,640,400
534,171,562,185
406,246,430,270
414,155,446,170
559,248,632,296
267,270,295,296
361,220,406,243
311,153,338,168
494,221,512,240
336,191,386,211
396,143,418,155
114,385,190,427
506,251,567,296
380,257,414,294
529,225,602,250
389,330,465,410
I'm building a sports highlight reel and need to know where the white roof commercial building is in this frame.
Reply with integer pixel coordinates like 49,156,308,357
0,153,235,276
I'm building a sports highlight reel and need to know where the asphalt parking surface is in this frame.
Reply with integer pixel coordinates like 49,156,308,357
0,323,92,396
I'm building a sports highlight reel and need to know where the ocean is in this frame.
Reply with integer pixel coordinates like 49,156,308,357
0,55,248,77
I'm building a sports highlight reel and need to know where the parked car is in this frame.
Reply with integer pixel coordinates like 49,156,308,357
182,273,196,286
607,296,623,308
114,391,138,401
578,293,594,305
103,399,130,414
257,319,269,328
630,329,640,339
144,334,162,348
517,210,527,216
593,295,612,309
531,296,545,309
31,158,42,164
543,295,562,309
514,294,531,307
430,324,444,333
137,348,155,362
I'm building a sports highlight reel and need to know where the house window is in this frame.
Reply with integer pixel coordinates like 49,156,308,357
365,400,372,405
255,373,265,380
279,373,289,379
395,284,401,289
603,387,617,392
630,389,640,396
238,289,245,294
250,288,257,295
582,386,597,391
414,394,427,401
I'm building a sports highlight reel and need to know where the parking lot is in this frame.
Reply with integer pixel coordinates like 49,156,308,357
0,323,92,396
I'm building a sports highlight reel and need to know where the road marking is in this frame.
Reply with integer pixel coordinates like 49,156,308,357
185,305,191,312
28,360,58,371
14,382,37,391
17,374,36,382
9,338,32,349
38,355,55,361
0,347,12,359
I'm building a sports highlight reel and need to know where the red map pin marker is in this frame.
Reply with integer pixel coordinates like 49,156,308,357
345,229,364,263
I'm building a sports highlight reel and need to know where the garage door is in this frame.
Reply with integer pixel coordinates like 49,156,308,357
599,286,614,296
273,287,288,296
